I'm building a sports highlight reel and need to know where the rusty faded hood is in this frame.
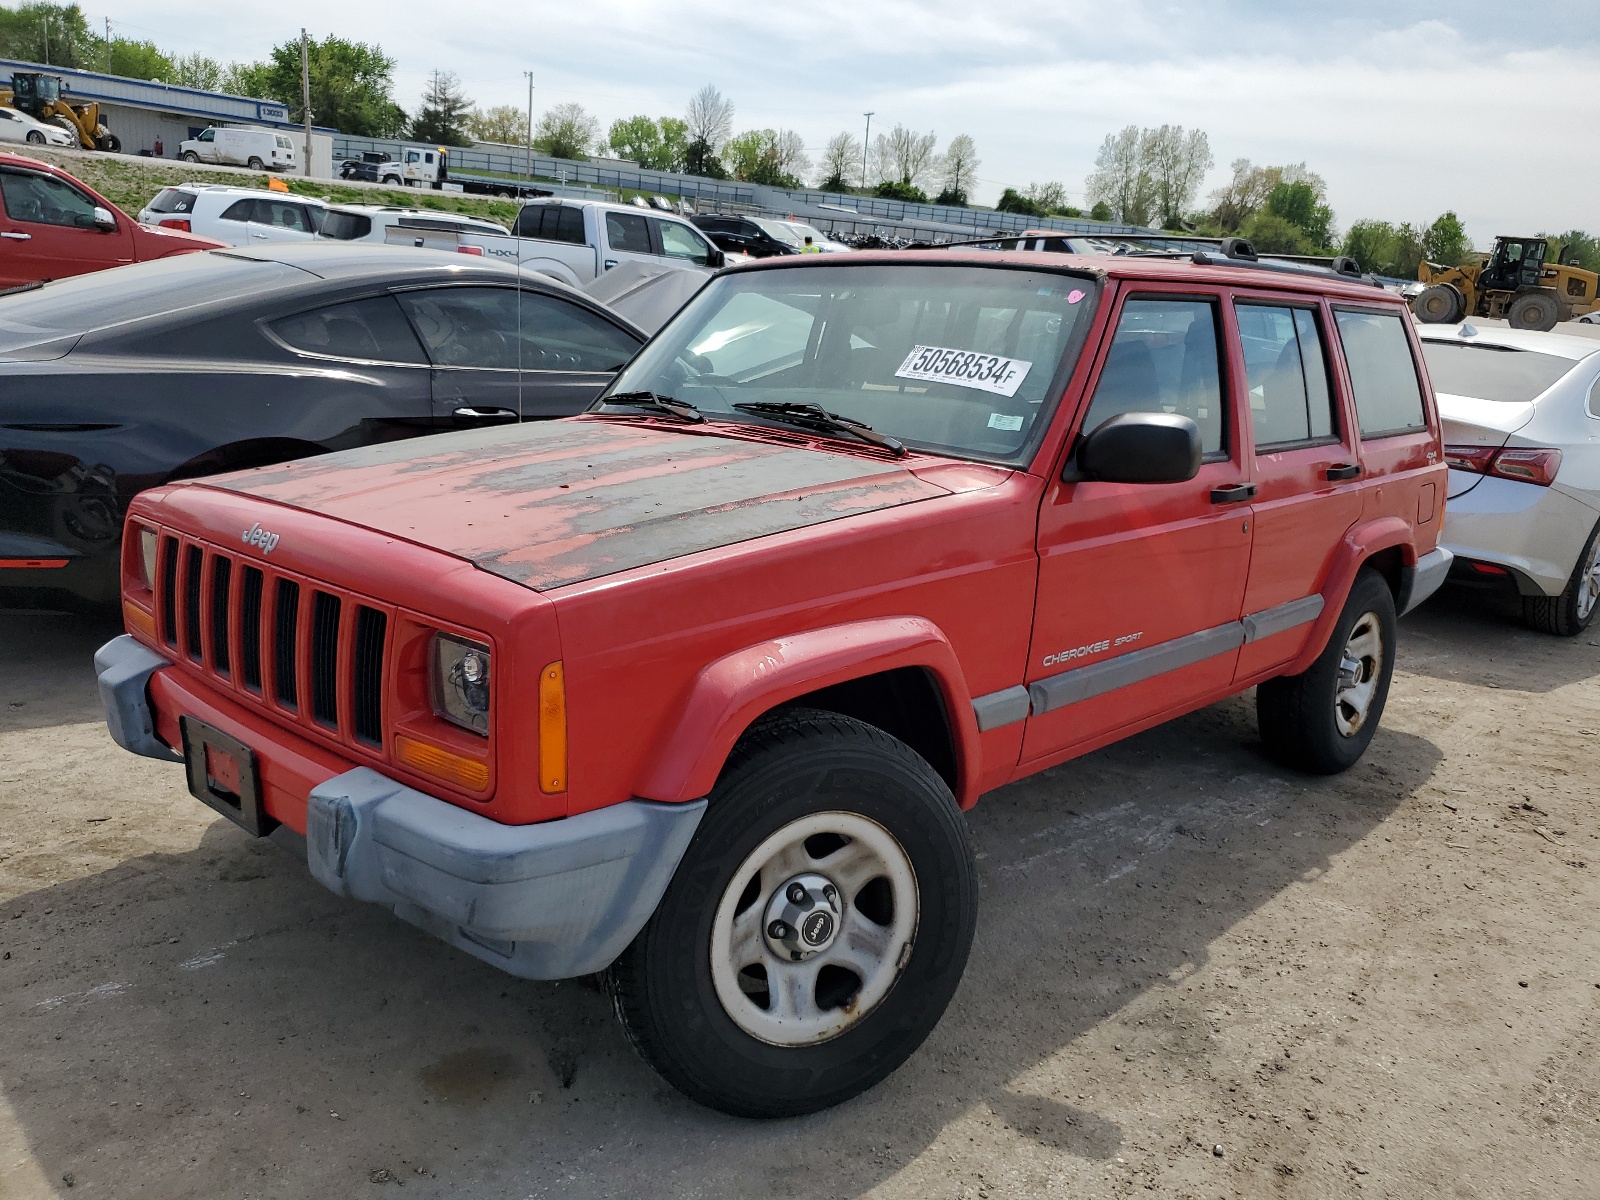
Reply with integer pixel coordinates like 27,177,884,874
204,419,952,590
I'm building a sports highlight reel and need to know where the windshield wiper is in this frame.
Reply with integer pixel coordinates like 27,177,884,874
732,401,906,456
600,391,705,423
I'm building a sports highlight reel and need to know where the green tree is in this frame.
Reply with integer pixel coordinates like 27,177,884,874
1264,181,1334,250
724,129,801,188
1088,200,1114,223
534,102,598,160
874,179,928,203
411,70,474,146
1341,220,1397,275
91,36,173,80
169,51,223,91
684,137,726,178
996,188,1046,217
470,104,526,146
1420,211,1472,266
226,36,407,137
1544,230,1600,273
0,3,90,67
607,115,686,170
1242,211,1313,255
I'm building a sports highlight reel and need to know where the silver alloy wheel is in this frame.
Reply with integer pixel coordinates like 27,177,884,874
709,811,918,1047
1577,536,1600,622
1334,612,1384,737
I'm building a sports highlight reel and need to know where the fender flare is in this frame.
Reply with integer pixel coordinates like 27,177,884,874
1287,516,1416,676
634,616,983,807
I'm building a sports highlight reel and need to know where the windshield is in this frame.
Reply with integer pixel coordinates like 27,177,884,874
783,222,829,244
753,218,806,248
606,263,1098,464
1420,340,1582,403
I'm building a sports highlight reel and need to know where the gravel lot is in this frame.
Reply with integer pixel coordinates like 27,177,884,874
4,588,1600,1199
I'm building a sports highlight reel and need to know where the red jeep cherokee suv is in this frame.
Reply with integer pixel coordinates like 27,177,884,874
97,246,1450,1117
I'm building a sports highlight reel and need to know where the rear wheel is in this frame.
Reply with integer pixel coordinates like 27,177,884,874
1523,518,1600,636
1508,291,1560,331
607,709,977,1118
1413,283,1464,323
1258,569,1397,774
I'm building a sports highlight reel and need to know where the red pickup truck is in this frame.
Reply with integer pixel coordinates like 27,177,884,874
97,245,1451,1117
0,153,222,287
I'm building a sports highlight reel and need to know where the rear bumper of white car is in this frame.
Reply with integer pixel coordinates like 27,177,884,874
1442,469,1600,596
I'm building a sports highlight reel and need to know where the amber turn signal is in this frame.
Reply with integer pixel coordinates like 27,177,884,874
539,660,567,793
123,599,157,642
394,734,490,792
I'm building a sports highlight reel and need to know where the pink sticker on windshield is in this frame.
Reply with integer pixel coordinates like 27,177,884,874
1067,289,1086,304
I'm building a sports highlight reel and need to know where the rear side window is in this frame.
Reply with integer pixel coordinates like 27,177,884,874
320,210,372,241
1334,310,1428,437
1236,304,1336,448
515,205,585,244
147,188,195,214
1081,297,1226,454
397,286,640,371
220,199,256,223
257,200,310,233
270,295,427,363
605,211,651,254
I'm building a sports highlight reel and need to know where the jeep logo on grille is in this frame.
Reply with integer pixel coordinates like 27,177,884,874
242,522,280,555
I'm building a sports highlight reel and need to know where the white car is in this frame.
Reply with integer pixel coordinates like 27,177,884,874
316,204,506,246
1421,323,1600,634
0,106,75,147
772,219,851,253
138,185,327,246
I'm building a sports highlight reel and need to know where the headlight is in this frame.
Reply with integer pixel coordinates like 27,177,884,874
137,526,159,589
431,633,490,735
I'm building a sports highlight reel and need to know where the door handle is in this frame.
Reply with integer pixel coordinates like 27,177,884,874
0,231,31,240
1209,482,1257,504
1325,463,1362,481
452,406,520,423
250,233,269,239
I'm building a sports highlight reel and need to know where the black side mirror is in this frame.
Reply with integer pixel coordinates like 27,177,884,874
709,248,726,269
1069,412,1202,485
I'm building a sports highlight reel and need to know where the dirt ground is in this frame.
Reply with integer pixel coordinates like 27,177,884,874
4,586,1600,1200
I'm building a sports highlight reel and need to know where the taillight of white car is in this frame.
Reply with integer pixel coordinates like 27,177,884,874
1444,444,1563,486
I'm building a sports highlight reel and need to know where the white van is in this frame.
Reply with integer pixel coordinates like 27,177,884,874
178,126,298,172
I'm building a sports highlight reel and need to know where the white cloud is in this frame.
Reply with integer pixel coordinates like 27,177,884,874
102,0,1595,243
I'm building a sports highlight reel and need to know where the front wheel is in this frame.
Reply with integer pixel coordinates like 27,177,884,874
1257,569,1397,774
1523,517,1600,636
25,130,45,145
246,156,265,170
607,709,977,1118
1413,283,1464,324
181,151,200,162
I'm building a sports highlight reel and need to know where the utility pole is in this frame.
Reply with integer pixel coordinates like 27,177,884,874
41,15,48,65
860,112,874,193
524,70,535,182
300,29,313,178
104,18,111,74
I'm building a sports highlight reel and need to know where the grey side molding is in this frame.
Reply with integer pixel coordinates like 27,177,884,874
306,767,706,980
1242,595,1324,643
1397,547,1454,615
95,634,183,762
971,685,1030,731
1029,621,1244,716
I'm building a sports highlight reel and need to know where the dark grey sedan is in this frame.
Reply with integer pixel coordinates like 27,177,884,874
0,244,646,609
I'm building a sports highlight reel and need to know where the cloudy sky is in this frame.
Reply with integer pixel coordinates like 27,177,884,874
101,0,1595,244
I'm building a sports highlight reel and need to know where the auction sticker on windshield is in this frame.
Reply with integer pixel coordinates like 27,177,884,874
895,345,1032,397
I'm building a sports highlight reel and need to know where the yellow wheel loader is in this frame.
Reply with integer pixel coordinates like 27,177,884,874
0,73,121,153
1413,236,1599,331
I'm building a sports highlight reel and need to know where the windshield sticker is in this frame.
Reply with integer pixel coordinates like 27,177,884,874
895,345,1032,397
1067,289,1086,304
987,413,1024,431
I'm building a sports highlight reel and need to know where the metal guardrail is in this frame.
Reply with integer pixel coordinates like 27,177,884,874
331,136,1152,239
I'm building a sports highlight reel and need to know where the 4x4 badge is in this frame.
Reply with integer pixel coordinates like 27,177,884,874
242,522,280,554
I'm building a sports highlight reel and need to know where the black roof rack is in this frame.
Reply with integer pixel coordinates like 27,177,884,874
918,232,1383,288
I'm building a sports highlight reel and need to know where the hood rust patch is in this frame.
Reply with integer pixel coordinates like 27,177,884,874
206,419,952,590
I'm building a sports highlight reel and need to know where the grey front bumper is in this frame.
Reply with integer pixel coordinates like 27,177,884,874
95,634,182,762
307,768,706,980
1397,546,1455,616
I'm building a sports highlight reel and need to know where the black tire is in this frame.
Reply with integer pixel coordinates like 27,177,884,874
1508,291,1559,331
25,130,45,145
181,151,200,163
1522,518,1600,636
98,134,121,153
247,156,265,171
1413,283,1464,324
1257,569,1397,774
607,708,977,1118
